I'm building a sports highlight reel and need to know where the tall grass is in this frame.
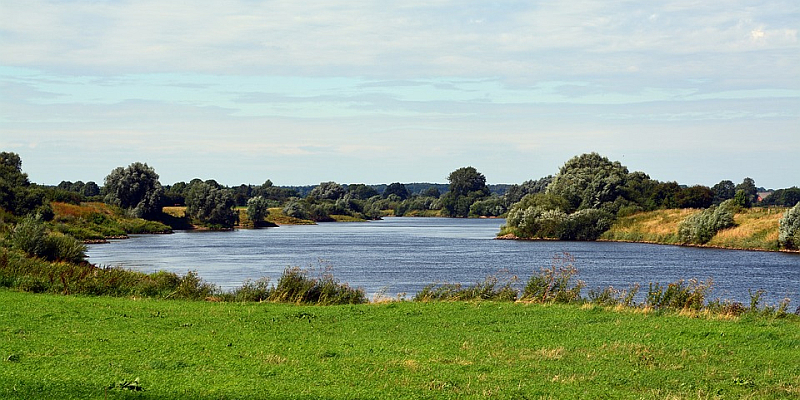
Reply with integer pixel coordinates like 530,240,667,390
226,267,367,305
413,272,518,302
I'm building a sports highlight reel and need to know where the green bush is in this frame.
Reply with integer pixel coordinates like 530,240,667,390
44,232,87,264
9,216,86,263
779,202,800,249
9,215,49,258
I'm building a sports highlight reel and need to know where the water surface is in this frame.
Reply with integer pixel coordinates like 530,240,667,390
87,218,800,305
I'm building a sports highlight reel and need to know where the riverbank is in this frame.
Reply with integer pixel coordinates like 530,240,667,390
599,207,787,252
1,289,798,399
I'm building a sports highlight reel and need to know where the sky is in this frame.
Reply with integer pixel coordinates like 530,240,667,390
1,1,798,189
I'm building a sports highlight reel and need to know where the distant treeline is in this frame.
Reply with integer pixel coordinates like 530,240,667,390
281,183,510,198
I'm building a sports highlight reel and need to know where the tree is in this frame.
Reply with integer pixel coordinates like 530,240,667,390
82,181,101,197
735,177,757,207
711,180,736,205
504,176,553,205
348,184,379,200
308,182,345,201
447,167,489,197
546,153,630,212
420,187,441,198
185,181,237,228
441,167,490,218
383,182,410,200
0,151,28,187
246,196,270,227
103,162,164,218
676,185,713,209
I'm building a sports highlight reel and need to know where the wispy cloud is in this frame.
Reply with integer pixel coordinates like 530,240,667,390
0,1,798,187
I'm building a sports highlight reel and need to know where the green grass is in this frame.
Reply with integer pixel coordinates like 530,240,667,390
1,290,799,399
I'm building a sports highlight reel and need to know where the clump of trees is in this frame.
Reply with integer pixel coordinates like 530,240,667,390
500,152,790,242
504,153,635,240
0,152,53,220
185,181,237,229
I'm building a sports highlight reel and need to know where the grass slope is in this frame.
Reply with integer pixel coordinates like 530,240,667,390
602,207,786,251
1,290,798,399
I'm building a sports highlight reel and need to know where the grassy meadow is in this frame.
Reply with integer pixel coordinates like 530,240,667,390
2,289,799,399
602,207,787,251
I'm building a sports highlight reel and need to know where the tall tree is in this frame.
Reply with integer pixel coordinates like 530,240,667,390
711,180,736,205
735,177,758,207
441,166,490,217
383,182,410,200
185,181,237,228
546,153,630,212
103,162,164,218
308,182,345,201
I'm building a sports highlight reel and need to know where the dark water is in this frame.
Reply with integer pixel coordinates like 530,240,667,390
86,217,800,305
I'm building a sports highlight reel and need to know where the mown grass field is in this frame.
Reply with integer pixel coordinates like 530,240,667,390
602,207,787,251
2,289,799,399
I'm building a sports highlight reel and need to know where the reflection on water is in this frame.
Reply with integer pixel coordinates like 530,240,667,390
87,217,800,305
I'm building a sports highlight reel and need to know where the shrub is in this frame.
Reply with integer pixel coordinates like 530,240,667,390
560,208,614,240
9,215,49,258
677,199,737,244
779,202,800,249
229,278,272,302
170,271,218,300
269,267,366,305
282,200,309,220
44,232,87,264
9,216,86,263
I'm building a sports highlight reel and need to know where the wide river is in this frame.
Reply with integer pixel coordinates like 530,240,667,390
86,217,800,306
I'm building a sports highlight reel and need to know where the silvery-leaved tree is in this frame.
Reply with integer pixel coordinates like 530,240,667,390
103,162,164,219
779,202,800,250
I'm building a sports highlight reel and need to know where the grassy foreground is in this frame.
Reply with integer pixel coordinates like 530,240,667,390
2,290,799,399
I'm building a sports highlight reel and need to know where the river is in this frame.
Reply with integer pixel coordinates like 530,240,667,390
86,217,800,306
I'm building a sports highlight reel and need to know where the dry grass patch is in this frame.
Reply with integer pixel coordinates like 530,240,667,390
707,207,783,250
602,209,694,243
161,206,186,218
52,202,116,219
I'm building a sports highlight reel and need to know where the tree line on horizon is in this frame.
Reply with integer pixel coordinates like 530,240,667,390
2,150,799,250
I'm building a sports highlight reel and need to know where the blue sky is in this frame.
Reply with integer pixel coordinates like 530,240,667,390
1,1,798,188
